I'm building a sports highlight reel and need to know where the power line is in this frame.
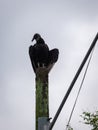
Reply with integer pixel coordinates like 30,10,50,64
66,46,95,130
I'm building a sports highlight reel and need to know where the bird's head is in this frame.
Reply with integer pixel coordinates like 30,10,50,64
31,33,41,42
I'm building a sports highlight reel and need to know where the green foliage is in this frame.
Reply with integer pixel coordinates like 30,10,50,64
68,126,73,130
81,111,98,130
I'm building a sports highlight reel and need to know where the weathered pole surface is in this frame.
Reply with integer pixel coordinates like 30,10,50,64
36,67,49,130
35,64,54,130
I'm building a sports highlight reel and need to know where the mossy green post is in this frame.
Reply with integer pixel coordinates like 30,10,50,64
35,64,54,130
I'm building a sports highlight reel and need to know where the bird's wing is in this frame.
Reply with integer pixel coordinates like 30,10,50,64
29,45,36,73
48,48,59,64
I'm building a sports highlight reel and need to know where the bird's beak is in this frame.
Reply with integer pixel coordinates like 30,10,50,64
31,37,34,42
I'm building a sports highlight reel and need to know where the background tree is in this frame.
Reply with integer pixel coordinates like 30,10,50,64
81,111,98,130
67,125,73,130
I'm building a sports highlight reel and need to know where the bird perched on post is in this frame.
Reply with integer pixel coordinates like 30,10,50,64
29,33,59,73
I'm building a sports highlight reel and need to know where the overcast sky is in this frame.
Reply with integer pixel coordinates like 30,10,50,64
0,0,98,130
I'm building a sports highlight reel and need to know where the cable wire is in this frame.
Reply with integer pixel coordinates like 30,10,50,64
66,47,95,130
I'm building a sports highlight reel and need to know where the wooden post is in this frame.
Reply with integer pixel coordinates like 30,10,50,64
35,64,54,130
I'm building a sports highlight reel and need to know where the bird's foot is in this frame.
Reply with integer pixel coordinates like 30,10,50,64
37,63,46,68
37,63,40,67
42,64,45,68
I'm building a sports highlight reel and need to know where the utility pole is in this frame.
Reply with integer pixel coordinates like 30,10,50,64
35,65,54,130
29,58,57,130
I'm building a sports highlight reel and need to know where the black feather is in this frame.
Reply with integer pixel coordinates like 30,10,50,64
29,34,59,72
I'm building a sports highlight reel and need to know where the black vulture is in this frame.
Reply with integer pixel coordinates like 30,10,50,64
29,33,59,72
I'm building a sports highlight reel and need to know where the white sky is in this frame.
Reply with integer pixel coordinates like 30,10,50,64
0,0,98,130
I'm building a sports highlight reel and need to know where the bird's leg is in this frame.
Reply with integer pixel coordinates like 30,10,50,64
42,64,45,68
37,62,40,68
37,62,43,67
37,63,46,68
